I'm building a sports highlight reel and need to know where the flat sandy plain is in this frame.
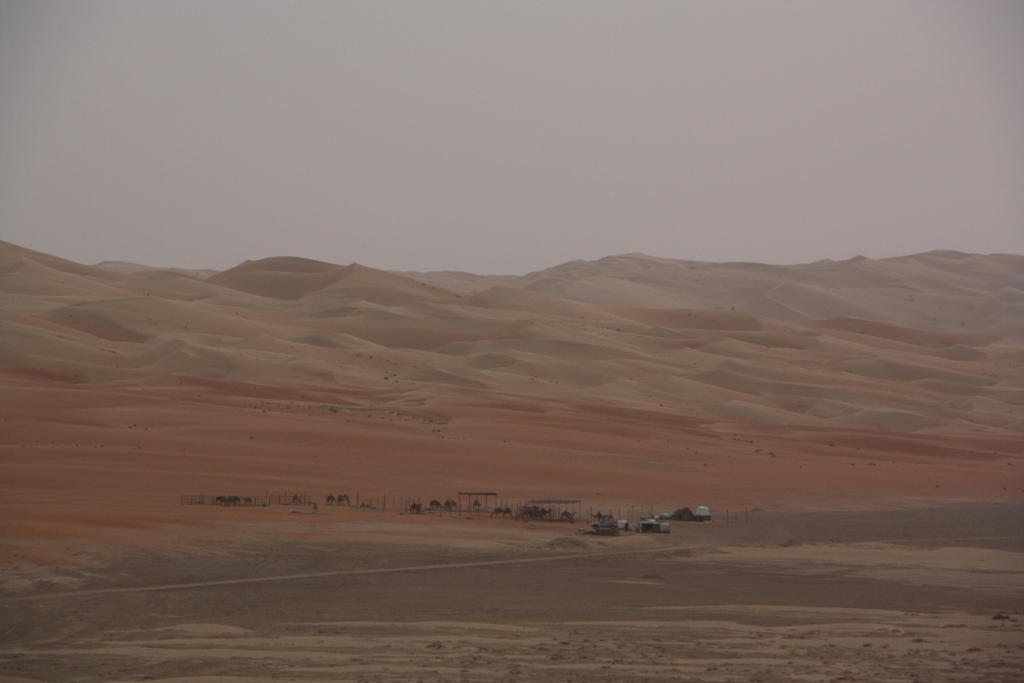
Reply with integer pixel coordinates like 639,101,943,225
1,241,1023,681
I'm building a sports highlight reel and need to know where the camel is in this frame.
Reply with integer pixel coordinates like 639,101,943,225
472,499,483,511
518,505,550,520
326,493,336,505
409,502,423,514
337,493,350,505
291,494,302,505
443,499,458,511
243,497,253,506
560,510,575,523
428,499,442,511
310,501,318,513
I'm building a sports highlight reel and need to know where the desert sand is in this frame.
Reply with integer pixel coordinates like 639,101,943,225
1,240,1022,681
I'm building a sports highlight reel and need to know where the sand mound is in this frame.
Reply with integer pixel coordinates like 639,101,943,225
121,270,222,301
760,281,882,321
830,358,996,386
543,536,589,551
0,240,120,282
42,301,154,343
462,353,517,371
0,254,128,299
42,297,268,343
208,257,353,300
291,333,382,350
607,307,761,331
95,260,218,279
404,368,489,390
834,408,939,432
1003,418,1024,431
222,256,341,275
407,251,1024,341
310,264,465,305
807,318,999,348
466,285,601,319
211,257,464,304
327,309,533,351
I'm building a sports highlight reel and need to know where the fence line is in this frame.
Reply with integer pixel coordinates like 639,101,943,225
180,492,740,523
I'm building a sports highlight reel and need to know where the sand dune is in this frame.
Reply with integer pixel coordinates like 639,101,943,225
412,251,1024,341
95,259,219,280
0,253,128,300
211,256,464,305
1,240,1022,570
467,284,613,320
605,306,762,331
3,235,1021,683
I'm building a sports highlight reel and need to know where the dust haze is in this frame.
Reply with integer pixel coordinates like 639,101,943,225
2,4,1024,681
2,240,1023,681
2,1,1023,273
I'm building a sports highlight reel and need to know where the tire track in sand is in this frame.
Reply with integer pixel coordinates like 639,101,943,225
0,545,680,603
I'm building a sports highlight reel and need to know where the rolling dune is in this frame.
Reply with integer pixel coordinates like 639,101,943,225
1,240,1022,564
410,251,1024,341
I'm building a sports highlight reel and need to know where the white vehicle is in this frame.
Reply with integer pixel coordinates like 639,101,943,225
695,505,711,521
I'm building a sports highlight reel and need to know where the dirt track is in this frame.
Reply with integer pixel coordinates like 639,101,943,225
2,505,1021,682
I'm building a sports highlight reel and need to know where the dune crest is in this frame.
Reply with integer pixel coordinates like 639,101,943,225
1,242,1021,522
412,251,1024,341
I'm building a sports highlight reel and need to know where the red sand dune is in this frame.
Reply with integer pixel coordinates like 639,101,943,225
1,240,1022,556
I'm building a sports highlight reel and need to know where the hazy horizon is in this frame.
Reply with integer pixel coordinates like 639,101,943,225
2,1,1022,275
15,241,1024,279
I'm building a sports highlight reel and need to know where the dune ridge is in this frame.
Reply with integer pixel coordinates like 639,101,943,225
1,240,1022,538
408,251,1024,342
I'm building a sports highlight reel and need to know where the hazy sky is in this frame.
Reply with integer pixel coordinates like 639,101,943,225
1,1,1022,274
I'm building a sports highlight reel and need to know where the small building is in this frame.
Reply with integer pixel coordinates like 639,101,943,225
638,519,670,533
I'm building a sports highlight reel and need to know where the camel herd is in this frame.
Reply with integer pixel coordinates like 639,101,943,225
207,493,319,507
213,495,254,506
198,495,706,534
409,501,576,523
518,505,576,523
204,493,582,523
409,499,459,514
